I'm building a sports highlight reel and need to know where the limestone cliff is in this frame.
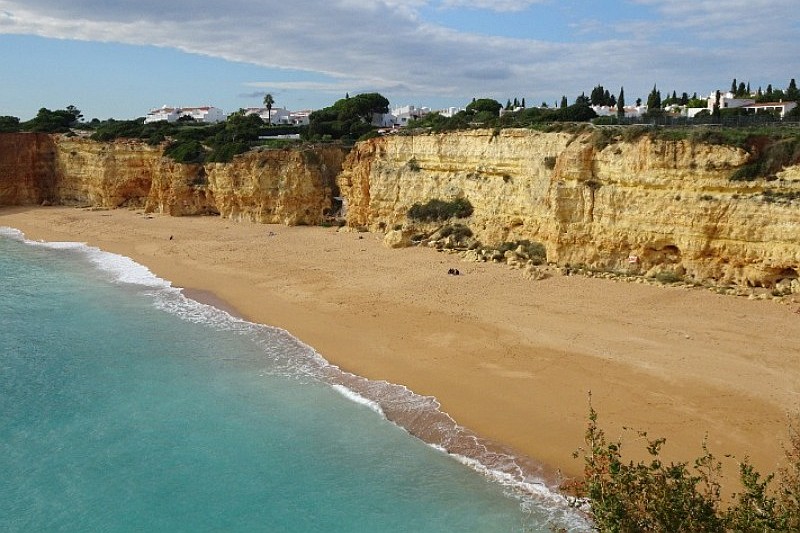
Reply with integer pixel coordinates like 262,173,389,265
0,133,57,205
338,129,800,288
145,146,346,225
0,133,347,226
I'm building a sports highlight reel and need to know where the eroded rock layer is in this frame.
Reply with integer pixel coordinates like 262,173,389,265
338,129,800,287
0,133,347,226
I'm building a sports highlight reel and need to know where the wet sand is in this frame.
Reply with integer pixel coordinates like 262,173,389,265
3,206,800,484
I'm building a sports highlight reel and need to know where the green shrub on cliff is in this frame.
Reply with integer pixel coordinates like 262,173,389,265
407,198,473,222
0,116,21,132
566,399,800,532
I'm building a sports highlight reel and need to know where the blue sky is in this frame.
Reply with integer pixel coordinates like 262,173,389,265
1,0,798,121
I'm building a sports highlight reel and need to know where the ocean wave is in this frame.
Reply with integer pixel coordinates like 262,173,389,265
331,384,386,417
1,227,171,289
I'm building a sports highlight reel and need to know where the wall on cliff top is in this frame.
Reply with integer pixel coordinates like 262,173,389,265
0,133,347,226
338,129,800,287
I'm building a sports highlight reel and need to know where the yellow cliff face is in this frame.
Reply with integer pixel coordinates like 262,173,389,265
0,134,347,226
338,129,800,287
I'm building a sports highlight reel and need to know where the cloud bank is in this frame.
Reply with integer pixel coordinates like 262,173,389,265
1,0,797,105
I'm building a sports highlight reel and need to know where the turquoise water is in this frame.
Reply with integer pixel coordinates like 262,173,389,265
0,228,586,532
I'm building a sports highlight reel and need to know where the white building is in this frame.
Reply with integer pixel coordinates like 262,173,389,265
741,101,797,119
591,105,647,118
438,107,465,118
706,91,755,111
144,105,226,124
243,107,311,126
391,105,432,127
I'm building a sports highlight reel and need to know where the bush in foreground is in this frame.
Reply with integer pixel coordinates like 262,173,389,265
565,398,800,532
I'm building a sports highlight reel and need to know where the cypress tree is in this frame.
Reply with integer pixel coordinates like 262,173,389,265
617,86,625,117
787,79,799,101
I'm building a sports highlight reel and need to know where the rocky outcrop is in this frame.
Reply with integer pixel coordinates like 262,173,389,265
338,129,800,288
145,146,346,225
0,133,347,226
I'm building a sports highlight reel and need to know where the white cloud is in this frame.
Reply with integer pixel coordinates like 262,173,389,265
0,0,797,107
439,0,546,12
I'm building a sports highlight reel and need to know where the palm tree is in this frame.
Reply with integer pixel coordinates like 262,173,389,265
263,93,275,125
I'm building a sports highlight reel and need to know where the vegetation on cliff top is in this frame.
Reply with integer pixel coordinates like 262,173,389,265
304,92,390,142
566,399,800,532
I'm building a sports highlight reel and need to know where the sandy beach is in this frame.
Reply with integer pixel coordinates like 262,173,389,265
3,205,800,485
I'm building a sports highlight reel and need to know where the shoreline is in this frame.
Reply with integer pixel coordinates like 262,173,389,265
3,206,800,485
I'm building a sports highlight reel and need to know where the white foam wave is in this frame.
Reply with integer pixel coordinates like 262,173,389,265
3,227,171,289
331,384,386,417
0,226,25,240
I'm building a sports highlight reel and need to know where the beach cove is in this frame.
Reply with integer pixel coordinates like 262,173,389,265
3,206,800,485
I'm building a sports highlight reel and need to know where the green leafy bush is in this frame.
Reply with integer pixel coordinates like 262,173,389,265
407,198,473,221
567,400,800,532
163,140,206,164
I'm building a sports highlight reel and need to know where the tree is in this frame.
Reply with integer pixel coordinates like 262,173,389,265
617,87,625,118
560,95,568,109
307,92,389,140
263,93,275,125
0,115,21,132
737,82,747,97
647,84,662,110
713,90,721,121
521,97,526,108
787,79,799,101
575,92,590,106
731,78,738,94
465,98,502,116
636,97,642,107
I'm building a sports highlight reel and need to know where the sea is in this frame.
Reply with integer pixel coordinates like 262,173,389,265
0,227,589,532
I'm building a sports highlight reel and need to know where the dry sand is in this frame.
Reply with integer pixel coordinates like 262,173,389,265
3,205,800,484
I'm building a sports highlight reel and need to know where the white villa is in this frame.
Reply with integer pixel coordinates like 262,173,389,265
741,101,798,118
243,107,311,126
144,105,226,124
706,91,756,111
591,105,648,118
702,91,798,118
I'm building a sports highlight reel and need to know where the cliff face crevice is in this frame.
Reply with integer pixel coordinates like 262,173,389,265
338,129,800,287
0,134,347,226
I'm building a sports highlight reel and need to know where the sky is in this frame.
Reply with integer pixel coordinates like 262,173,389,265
1,0,798,121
